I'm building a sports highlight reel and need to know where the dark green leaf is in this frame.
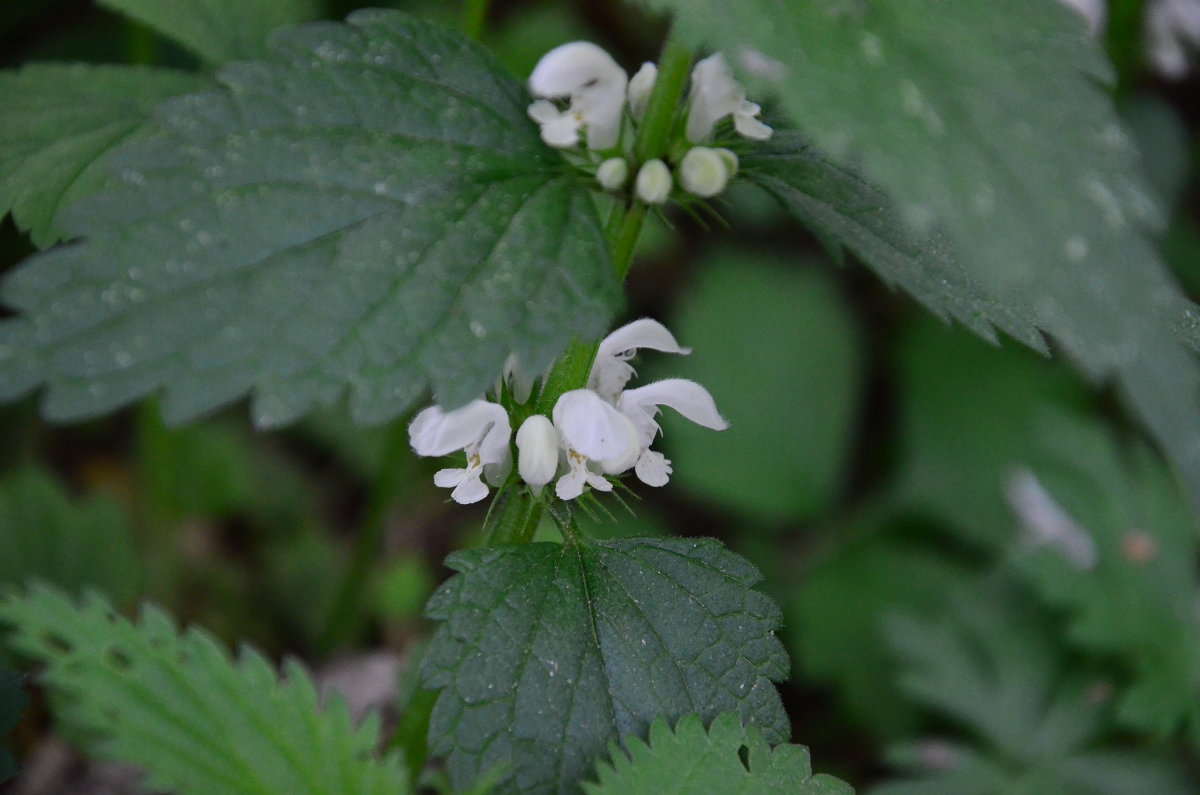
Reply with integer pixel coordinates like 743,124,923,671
741,134,1045,352
0,467,140,602
0,669,27,784
584,712,853,794
98,0,323,64
649,0,1200,505
659,249,864,522
0,64,206,246
0,584,410,794
0,10,617,427
422,537,790,794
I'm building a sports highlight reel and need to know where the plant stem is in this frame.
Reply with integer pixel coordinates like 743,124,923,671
317,418,411,652
460,0,490,40
633,27,693,164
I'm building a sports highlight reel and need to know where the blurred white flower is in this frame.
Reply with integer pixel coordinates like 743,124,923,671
1058,0,1107,35
635,159,672,204
1006,468,1099,570
409,400,511,504
529,41,628,150
686,53,772,143
627,62,657,121
679,146,732,197
1147,0,1200,78
596,157,629,191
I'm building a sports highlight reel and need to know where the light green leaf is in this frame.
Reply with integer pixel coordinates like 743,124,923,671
0,63,206,246
0,585,410,795
1011,412,1200,742
0,11,617,427
585,712,853,794
421,537,790,794
660,250,863,522
740,134,1044,352
0,467,140,602
648,0,1200,505
0,669,27,784
878,583,1197,795
98,0,322,64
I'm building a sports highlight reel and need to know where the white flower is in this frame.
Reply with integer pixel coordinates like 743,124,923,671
409,400,511,504
1006,469,1098,570
679,146,732,197
529,41,628,150
596,157,629,191
516,415,559,493
616,378,728,487
686,53,772,143
589,318,690,403
1146,0,1200,78
628,62,658,121
552,389,639,499
635,159,672,204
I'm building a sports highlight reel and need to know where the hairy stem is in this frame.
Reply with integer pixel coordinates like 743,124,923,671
460,0,491,40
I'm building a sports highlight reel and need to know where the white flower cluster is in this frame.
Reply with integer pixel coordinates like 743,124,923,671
526,42,773,204
1058,0,1200,78
409,319,727,505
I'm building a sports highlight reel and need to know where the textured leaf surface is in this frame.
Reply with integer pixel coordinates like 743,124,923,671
651,0,1200,503
422,538,789,794
0,669,27,784
0,64,205,246
0,11,616,427
659,249,863,522
98,0,322,64
0,585,410,795
878,583,1196,795
585,712,852,794
1010,413,1200,742
0,467,140,602
740,134,1045,353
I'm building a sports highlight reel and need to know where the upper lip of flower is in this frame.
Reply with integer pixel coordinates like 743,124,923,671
588,318,691,403
528,41,628,150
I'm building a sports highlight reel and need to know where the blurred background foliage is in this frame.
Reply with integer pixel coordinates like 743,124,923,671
0,0,1198,791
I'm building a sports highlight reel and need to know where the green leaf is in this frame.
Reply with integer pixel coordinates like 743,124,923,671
878,582,1197,795
0,669,28,784
0,10,617,427
0,63,206,247
0,584,410,795
740,134,1045,353
1010,412,1200,742
659,249,864,522
421,537,790,794
649,0,1200,506
787,530,973,738
893,315,1089,549
0,467,140,602
98,0,323,64
584,712,853,794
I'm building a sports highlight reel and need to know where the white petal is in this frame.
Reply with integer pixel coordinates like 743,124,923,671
635,449,673,487
530,42,625,98
516,415,560,487
585,469,613,492
553,389,638,460
598,410,643,475
686,52,745,142
527,99,561,124
408,400,510,458
733,111,773,141
433,467,467,488
628,62,658,120
590,318,690,400
596,157,629,191
555,464,587,500
450,470,490,504
540,113,582,148
618,378,729,442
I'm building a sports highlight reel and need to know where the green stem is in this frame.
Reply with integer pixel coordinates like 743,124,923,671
633,27,694,163
484,486,545,545
317,419,411,652
460,0,490,40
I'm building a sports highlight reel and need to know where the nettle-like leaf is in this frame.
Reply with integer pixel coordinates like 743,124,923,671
98,0,322,64
0,467,140,602
584,712,852,795
877,583,1195,795
0,64,206,246
0,585,410,795
421,537,790,794
650,0,1200,504
0,669,28,784
0,10,617,427
1011,412,1200,743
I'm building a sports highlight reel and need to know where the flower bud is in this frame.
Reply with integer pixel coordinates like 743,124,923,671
627,62,657,121
714,147,739,177
596,157,629,191
679,146,730,198
635,159,672,204
516,415,559,490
